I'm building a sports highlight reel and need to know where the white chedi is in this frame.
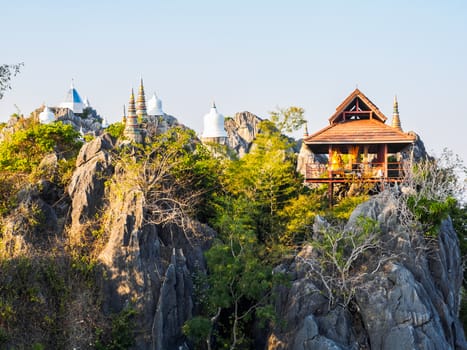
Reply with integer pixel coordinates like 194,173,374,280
39,106,55,124
202,102,227,138
101,116,109,128
147,93,164,116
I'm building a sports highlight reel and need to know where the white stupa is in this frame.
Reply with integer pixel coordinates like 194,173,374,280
60,80,84,114
201,102,227,142
147,92,164,116
39,106,55,124
101,116,109,128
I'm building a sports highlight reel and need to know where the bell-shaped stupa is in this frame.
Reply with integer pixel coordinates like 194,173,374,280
201,102,227,143
39,105,55,124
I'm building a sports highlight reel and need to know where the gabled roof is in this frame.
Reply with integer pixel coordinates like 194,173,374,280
304,119,415,145
329,88,387,124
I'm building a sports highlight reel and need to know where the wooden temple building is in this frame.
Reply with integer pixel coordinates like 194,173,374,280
302,89,415,200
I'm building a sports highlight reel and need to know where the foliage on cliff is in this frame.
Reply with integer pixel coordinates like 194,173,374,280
0,103,466,349
0,120,81,173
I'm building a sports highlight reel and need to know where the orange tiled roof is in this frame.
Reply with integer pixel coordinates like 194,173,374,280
304,119,415,144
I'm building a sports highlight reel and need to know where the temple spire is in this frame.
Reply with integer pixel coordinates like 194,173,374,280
391,95,402,131
124,89,142,142
136,78,148,122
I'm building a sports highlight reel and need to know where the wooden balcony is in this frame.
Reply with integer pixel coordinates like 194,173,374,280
305,162,406,184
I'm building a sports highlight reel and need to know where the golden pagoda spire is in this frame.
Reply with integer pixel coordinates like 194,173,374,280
136,78,148,122
122,104,127,124
391,95,402,131
125,88,142,142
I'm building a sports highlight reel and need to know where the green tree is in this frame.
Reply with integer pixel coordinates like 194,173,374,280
269,106,306,134
186,197,277,350
0,121,81,172
0,63,23,99
223,121,302,243
277,191,325,245
105,122,125,139
109,127,222,228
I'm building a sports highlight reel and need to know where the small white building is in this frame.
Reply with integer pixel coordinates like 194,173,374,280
201,102,227,144
147,92,164,116
60,81,84,114
101,116,109,128
39,105,55,124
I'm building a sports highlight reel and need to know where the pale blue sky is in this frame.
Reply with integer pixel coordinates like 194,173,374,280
1,0,467,165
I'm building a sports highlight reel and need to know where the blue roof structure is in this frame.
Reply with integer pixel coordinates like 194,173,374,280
60,80,84,113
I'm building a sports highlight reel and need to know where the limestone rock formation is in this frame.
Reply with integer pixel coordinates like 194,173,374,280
65,127,214,349
268,191,467,350
96,175,214,349
67,133,115,239
224,111,263,157
296,141,328,178
56,106,104,135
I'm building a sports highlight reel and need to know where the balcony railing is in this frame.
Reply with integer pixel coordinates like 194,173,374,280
305,162,406,181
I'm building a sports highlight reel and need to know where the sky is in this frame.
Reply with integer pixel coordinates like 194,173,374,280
1,0,467,168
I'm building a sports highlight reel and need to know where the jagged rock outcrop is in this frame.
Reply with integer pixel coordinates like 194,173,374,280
67,133,115,238
1,180,64,253
225,111,263,157
268,191,467,350
296,142,328,178
96,171,214,349
65,125,214,349
400,132,430,162
144,114,181,138
56,107,103,135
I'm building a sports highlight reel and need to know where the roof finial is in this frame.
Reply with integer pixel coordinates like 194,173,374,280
391,94,402,131
122,104,127,123
136,78,148,122
212,100,216,109
303,121,309,137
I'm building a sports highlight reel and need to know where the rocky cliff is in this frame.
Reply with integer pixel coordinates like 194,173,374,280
224,111,263,157
268,191,467,350
66,129,215,349
1,113,465,349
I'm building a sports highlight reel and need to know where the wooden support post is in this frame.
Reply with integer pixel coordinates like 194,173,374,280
328,181,333,207
383,143,388,178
